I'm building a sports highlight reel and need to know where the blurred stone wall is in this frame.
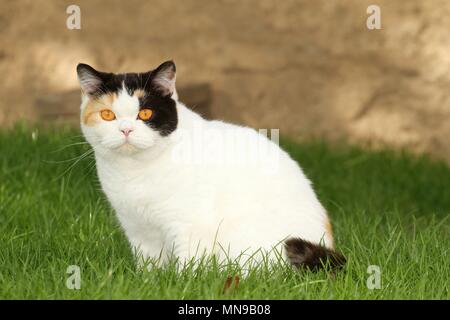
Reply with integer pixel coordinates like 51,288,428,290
1,0,449,163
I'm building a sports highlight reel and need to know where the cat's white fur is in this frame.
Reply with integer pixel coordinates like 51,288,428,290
80,76,333,268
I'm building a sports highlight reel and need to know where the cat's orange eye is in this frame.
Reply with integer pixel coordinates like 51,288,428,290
100,109,116,121
138,109,153,121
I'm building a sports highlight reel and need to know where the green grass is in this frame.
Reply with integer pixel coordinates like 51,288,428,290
0,124,449,299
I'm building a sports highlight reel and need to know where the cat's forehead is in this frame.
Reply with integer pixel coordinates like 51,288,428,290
103,72,150,96
101,73,150,113
111,83,141,115
81,79,145,125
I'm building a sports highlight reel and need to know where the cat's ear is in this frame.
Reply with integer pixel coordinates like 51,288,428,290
151,60,176,98
77,63,107,96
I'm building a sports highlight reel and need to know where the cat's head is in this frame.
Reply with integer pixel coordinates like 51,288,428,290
77,61,178,156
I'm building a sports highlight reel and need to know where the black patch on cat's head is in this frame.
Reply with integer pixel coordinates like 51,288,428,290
76,61,178,136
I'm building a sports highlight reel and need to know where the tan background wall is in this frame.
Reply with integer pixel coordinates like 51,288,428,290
1,0,449,163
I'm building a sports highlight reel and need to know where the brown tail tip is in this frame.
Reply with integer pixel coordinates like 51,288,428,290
284,238,346,271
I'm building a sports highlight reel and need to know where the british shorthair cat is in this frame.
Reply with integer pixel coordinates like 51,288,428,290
77,60,345,271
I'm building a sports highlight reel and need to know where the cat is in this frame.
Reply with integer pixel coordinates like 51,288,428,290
77,60,345,271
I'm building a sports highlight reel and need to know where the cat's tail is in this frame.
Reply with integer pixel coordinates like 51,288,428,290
284,238,346,271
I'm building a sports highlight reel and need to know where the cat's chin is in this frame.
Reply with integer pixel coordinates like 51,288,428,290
112,141,148,155
93,138,155,157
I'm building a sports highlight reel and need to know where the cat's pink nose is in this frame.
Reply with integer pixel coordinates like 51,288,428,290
121,129,133,137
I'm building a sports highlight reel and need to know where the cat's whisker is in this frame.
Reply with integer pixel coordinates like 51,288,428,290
51,141,91,153
92,98,110,109
45,148,95,164
143,70,152,91
52,148,95,181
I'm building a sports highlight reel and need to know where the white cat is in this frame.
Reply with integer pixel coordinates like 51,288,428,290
77,61,345,271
